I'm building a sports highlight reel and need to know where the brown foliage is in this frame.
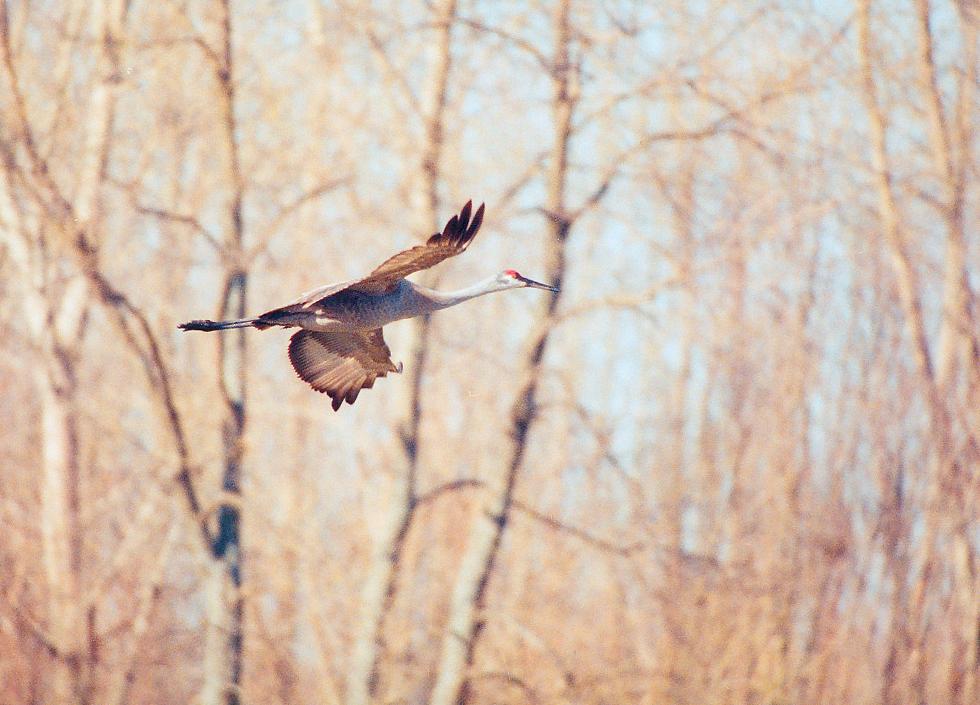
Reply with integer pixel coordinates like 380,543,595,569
0,1,976,704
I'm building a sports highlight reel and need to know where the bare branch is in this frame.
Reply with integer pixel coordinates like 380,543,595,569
6,604,64,660
135,203,224,253
570,119,732,222
0,0,73,221
335,0,422,114
469,670,543,704
456,16,551,71
74,230,212,549
554,277,682,324
498,150,548,210
416,479,486,506
248,176,350,261
511,499,645,557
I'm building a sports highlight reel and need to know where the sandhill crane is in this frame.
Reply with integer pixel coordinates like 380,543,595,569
179,201,557,410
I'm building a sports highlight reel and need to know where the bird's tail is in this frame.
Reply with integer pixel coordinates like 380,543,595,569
178,318,260,332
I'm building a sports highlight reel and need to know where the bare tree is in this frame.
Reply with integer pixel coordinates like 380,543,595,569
857,2,977,703
0,2,975,704
430,3,576,702
346,2,460,703
199,2,249,704
0,1,124,701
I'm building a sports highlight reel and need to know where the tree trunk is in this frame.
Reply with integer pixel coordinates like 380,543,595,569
910,8,978,700
203,2,248,703
346,3,458,704
429,3,575,703
1,1,122,700
856,3,972,703
37,326,84,705
3,113,90,705
913,0,974,392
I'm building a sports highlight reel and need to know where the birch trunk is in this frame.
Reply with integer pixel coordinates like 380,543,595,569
2,178,85,704
346,3,458,703
430,3,575,703
202,2,248,703
36,316,84,705
857,3,972,703
911,6,977,702
857,7,924,702
913,0,975,392
1,1,122,700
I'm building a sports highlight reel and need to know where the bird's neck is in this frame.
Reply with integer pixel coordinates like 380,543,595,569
412,277,501,311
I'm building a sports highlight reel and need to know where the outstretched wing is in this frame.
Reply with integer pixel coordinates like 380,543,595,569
287,328,401,410
261,200,486,316
348,200,485,294
258,278,360,319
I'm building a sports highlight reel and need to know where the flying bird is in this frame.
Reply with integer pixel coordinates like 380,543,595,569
179,201,557,410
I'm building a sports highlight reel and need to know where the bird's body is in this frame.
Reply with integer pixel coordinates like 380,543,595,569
179,201,557,409
262,280,430,333
259,278,488,333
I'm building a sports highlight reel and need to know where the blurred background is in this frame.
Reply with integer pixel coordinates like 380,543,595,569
0,0,977,704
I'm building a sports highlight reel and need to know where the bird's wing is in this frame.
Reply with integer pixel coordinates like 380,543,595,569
261,200,484,316
261,278,359,316
347,200,485,294
287,328,400,410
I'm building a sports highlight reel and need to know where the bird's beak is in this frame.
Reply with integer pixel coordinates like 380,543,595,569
517,274,559,292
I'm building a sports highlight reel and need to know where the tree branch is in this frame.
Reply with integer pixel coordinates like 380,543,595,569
248,176,350,262
511,499,645,557
456,16,551,71
469,670,543,704
416,479,486,506
135,202,223,253
554,277,682,324
74,231,213,550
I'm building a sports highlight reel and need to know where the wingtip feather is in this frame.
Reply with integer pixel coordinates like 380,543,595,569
469,203,485,237
443,214,459,237
458,200,472,231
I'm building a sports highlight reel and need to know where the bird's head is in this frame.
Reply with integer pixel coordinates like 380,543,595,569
497,269,559,292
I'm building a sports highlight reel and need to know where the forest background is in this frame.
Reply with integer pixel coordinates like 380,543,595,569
0,1,977,704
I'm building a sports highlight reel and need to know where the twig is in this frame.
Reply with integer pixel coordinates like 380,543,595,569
248,177,349,262
416,479,486,506
456,16,551,71
511,499,645,557
469,670,542,704
135,203,223,253
554,277,681,323
75,230,213,550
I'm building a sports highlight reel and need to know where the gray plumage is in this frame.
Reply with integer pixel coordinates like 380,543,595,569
179,201,557,410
